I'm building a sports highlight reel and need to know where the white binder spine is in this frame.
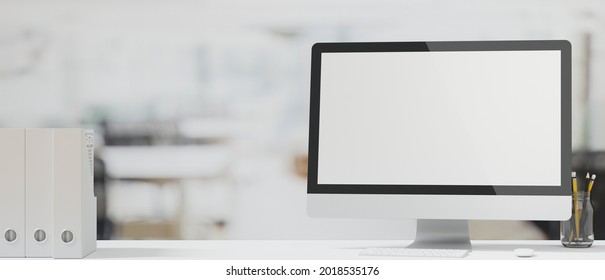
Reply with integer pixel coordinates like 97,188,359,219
52,128,96,259
25,129,54,257
0,129,26,258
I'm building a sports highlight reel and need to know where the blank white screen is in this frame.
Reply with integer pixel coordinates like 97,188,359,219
317,51,561,186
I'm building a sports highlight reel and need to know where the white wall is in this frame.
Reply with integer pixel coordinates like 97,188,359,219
2,0,605,148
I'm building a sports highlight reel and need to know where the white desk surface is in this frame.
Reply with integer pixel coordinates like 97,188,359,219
89,240,605,260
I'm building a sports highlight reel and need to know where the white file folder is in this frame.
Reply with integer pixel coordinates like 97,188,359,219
52,129,96,259
25,129,54,258
0,129,26,258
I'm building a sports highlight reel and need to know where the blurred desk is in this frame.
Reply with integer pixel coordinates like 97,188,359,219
102,146,231,239
178,118,243,142
103,146,230,180
89,240,605,260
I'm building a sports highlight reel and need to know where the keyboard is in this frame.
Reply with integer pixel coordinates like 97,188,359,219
359,247,470,258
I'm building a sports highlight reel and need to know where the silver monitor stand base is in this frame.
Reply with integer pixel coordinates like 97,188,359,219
407,219,472,250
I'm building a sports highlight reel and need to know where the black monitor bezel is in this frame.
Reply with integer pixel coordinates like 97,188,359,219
307,40,571,196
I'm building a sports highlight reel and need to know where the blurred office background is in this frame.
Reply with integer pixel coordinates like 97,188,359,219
1,0,605,240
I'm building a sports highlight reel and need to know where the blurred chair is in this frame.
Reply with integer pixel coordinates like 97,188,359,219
95,155,114,240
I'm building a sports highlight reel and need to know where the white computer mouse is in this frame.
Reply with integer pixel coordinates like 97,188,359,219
514,248,535,258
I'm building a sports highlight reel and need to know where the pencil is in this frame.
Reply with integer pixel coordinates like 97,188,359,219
588,174,597,193
572,172,580,238
576,173,591,238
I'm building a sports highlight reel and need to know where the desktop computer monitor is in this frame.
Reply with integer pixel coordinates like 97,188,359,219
307,41,571,250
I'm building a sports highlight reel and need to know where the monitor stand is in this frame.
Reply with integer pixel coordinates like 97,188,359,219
407,219,472,250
